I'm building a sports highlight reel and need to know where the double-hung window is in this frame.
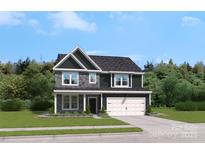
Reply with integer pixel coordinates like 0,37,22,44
114,74,129,87
89,73,96,84
62,72,79,86
62,95,78,110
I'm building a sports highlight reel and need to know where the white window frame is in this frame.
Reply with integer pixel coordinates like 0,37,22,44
62,72,79,86
114,74,129,87
89,73,97,84
62,95,79,110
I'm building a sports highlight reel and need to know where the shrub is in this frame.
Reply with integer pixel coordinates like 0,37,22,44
48,106,54,114
22,99,32,109
175,101,197,111
85,104,91,114
146,105,152,114
100,106,106,114
196,102,205,111
30,96,53,111
0,98,24,111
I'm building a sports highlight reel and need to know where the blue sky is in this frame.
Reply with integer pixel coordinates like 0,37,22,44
0,11,205,67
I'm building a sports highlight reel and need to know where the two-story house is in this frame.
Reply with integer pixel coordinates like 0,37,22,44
53,46,152,116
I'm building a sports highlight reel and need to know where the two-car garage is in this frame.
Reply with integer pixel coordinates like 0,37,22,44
106,97,146,116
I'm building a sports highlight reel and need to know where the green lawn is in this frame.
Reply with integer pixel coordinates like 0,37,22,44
152,107,205,123
0,127,142,137
0,110,127,128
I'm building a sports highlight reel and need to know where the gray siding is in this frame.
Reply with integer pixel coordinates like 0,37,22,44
55,71,100,89
57,56,83,69
73,49,98,70
132,75,142,88
99,73,142,89
57,94,84,113
100,74,111,88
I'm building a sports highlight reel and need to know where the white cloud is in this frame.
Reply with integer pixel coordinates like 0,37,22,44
28,19,46,34
109,12,143,22
181,16,202,27
0,12,26,26
49,12,97,32
0,12,48,35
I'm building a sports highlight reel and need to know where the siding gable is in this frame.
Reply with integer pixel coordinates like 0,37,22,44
56,55,84,69
73,49,99,70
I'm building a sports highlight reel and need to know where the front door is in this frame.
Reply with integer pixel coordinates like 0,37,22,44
89,98,97,114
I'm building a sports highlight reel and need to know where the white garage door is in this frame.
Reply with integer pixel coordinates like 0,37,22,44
107,97,146,116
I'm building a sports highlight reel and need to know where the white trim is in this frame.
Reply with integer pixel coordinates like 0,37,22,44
54,68,144,74
141,74,144,88
54,90,152,94
73,47,102,71
83,94,86,111
53,53,71,69
101,93,103,110
62,94,79,110
110,73,113,88
62,71,79,86
54,68,101,72
54,94,57,114
53,46,88,70
149,93,152,105
71,54,87,70
131,74,133,88
88,96,97,114
89,72,97,84
114,74,129,88
105,71,144,75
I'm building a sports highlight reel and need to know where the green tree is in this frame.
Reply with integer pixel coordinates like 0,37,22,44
0,75,27,99
23,61,54,99
144,61,154,72
161,74,178,107
175,79,193,101
193,61,204,79
15,57,30,74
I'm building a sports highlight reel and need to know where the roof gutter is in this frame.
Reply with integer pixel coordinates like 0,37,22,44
54,90,152,94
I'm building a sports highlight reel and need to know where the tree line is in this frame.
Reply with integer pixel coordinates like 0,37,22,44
0,58,54,111
0,58,205,110
144,59,205,107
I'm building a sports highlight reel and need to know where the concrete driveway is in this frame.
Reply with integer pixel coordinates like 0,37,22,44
114,116,205,142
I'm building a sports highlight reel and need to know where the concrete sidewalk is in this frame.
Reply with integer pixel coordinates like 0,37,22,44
0,125,133,132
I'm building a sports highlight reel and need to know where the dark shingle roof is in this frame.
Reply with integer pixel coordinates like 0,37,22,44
89,55,142,72
55,54,67,65
56,54,142,72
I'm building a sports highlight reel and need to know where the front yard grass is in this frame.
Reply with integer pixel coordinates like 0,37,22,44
152,107,205,123
0,110,127,128
0,127,142,137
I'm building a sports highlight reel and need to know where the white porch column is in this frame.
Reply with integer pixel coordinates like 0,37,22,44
83,94,86,111
110,73,112,87
141,74,144,88
54,94,57,114
149,93,152,105
101,93,103,110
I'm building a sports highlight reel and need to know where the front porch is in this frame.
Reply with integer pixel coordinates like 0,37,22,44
54,93,103,114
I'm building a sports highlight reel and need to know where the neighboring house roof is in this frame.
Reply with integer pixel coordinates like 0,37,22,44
55,54,142,72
